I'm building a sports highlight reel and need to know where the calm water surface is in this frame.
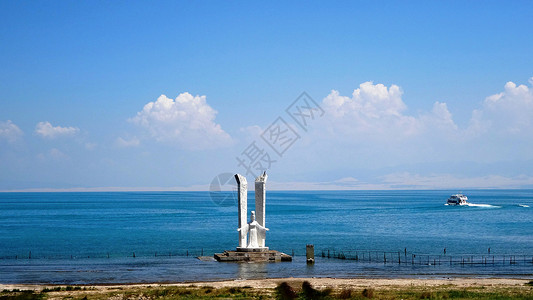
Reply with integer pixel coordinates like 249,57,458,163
0,190,531,283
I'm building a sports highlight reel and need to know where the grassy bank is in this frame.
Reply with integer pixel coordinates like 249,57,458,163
1,280,532,300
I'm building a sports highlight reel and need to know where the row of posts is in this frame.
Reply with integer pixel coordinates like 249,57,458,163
318,249,530,265
6,249,207,260
7,248,531,265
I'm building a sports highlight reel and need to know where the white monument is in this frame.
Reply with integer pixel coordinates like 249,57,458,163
214,171,292,262
235,174,248,248
255,172,267,247
235,171,269,252
238,211,268,248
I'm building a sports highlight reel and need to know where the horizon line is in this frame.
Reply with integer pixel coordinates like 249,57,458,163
0,186,529,193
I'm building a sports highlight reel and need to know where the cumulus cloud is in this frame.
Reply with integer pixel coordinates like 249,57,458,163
35,121,79,139
0,120,23,142
279,79,533,186
468,80,533,136
318,79,533,144
421,101,458,131
322,82,409,126
320,81,457,141
130,93,232,149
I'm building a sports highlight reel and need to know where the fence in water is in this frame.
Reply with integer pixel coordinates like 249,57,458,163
0,249,209,260
2,248,533,267
319,249,533,267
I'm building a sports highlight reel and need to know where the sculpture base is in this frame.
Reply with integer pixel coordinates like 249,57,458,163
236,247,269,252
214,250,292,262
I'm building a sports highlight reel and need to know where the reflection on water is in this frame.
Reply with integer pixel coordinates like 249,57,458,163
304,262,315,277
237,262,268,279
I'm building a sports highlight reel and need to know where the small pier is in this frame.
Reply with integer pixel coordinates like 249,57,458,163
214,249,292,262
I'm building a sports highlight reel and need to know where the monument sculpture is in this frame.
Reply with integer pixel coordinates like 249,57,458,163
238,211,268,249
214,172,292,262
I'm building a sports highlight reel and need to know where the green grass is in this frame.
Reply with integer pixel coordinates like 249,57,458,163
272,281,533,300
0,290,43,300
117,285,264,299
341,287,533,300
4,281,529,300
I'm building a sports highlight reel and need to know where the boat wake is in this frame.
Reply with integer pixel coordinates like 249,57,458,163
466,203,500,208
518,204,530,208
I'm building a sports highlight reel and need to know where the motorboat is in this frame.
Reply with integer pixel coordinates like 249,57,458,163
447,194,468,205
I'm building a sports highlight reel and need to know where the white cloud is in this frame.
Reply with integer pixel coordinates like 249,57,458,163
0,120,23,143
269,79,533,186
115,137,140,148
468,80,533,136
322,82,410,128
130,93,232,149
317,79,533,146
421,101,458,131
319,81,457,142
35,121,79,139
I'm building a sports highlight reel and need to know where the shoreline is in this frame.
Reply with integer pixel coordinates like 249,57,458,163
1,277,531,290
2,277,531,300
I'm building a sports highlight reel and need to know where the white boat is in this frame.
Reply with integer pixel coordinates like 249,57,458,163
447,194,468,205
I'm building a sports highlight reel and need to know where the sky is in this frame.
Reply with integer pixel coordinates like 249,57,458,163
1,1,532,191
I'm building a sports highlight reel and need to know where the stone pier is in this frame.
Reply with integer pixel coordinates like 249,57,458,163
214,250,292,262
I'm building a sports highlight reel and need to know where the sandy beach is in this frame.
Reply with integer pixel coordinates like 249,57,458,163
1,277,530,290
1,277,531,299
2,277,531,289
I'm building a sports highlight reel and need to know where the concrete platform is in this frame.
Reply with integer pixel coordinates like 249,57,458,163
236,247,269,252
197,256,216,262
214,250,292,262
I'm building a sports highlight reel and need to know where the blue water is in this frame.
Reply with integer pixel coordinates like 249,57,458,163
0,190,532,283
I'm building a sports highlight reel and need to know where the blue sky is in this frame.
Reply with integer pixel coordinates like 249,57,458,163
1,1,532,191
